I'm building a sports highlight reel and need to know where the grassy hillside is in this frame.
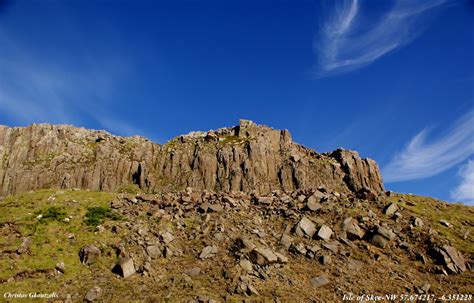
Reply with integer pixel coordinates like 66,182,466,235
0,189,472,302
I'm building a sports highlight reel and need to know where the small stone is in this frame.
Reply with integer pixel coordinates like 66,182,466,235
290,152,301,162
376,226,397,241
136,226,149,236
164,246,174,258
308,245,322,253
84,286,102,302
208,204,224,212
239,259,253,272
463,230,470,240
384,203,399,217
347,259,364,271
367,209,377,218
310,275,330,288
213,232,225,241
420,282,431,293
399,242,410,250
371,234,388,248
357,187,377,201
199,202,210,212
199,245,218,259
274,252,289,263
110,199,124,209
439,220,451,227
317,225,333,240
55,262,66,273
290,243,307,255
196,295,210,302
233,237,256,253
161,231,175,244
320,255,331,265
306,193,323,211
146,245,162,258
279,234,294,250
235,282,248,295
322,241,339,253
257,196,273,205
185,267,201,277
294,217,316,238
247,284,260,296
17,237,32,254
412,217,424,227
143,262,152,272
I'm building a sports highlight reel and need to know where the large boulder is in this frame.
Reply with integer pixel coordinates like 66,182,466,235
294,217,317,238
317,225,333,240
369,226,396,248
430,245,467,274
79,245,101,265
343,218,365,240
113,257,136,278
383,203,399,216
249,248,278,266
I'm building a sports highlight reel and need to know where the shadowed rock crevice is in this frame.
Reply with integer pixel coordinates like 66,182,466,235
0,120,384,196
132,163,142,188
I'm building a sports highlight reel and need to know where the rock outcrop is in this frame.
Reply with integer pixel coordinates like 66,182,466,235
0,120,384,196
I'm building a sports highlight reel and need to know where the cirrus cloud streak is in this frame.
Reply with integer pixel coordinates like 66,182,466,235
314,0,450,77
382,110,474,183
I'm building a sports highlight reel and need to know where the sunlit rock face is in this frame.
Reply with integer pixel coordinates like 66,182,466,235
0,119,384,196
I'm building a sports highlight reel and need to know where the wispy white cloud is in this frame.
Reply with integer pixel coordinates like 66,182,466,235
0,25,141,137
314,0,449,77
382,110,474,182
451,160,474,205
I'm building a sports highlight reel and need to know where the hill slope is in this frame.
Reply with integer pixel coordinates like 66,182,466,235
0,121,472,302
0,188,472,302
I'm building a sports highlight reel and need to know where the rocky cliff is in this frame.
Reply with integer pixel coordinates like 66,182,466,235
0,120,384,196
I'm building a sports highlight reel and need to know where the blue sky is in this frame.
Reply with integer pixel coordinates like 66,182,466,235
0,0,473,204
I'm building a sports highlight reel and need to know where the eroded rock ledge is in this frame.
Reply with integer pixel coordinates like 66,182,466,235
0,119,384,196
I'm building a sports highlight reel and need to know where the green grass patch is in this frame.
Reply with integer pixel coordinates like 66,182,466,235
117,183,141,194
0,189,125,297
38,206,67,223
83,206,122,227
389,194,474,255
217,135,251,145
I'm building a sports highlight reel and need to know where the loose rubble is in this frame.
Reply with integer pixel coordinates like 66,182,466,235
1,186,472,301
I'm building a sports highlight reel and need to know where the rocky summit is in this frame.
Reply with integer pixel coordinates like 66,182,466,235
0,119,383,197
0,121,472,302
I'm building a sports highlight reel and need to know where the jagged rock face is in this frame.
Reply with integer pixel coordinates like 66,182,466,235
0,124,157,195
328,148,384,193
0,120,384,196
